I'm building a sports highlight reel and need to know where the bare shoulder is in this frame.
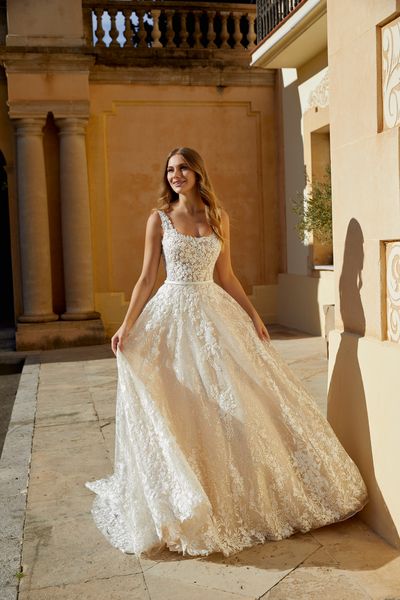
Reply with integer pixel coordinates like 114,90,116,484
146,209,163,234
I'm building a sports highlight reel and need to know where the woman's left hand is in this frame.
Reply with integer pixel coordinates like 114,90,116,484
252,313,271,342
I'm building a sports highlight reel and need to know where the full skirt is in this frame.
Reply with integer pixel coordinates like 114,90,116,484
85,281,368,557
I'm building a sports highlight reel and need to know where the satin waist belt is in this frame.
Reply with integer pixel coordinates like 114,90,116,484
164,279,214,285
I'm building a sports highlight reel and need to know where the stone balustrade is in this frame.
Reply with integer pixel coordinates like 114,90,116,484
83,1,257,51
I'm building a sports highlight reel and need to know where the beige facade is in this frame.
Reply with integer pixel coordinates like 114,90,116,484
253,0,400,548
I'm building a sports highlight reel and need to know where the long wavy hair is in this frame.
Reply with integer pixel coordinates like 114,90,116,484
155,147,224,245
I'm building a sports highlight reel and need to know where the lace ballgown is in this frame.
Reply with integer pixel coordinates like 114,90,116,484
85,209,368,557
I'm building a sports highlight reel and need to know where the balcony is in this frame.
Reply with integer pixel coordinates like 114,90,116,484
252,0,326,69
256,0,303,42
82,1,258,67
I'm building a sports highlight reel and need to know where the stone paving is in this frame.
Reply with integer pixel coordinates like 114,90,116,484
2,327,400,599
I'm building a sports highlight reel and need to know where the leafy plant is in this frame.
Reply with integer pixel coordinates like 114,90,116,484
292,165,332,245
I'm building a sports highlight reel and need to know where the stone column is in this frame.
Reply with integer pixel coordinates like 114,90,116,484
15,118,58,323
56,117,99,320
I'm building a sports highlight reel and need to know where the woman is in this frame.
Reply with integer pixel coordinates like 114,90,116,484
85,147,368,558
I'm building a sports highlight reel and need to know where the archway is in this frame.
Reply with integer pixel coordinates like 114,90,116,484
0,152,15,335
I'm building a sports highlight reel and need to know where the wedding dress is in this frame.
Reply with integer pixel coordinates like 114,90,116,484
85,209,368,557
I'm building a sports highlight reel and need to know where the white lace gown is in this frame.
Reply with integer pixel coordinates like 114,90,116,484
85,209,368,557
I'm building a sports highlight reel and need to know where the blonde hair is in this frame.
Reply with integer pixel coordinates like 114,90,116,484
155,147,224,245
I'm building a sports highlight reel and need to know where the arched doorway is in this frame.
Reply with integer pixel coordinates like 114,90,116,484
0,152,15,346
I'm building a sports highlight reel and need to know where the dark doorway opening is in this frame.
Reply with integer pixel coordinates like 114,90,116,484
0,151,16,349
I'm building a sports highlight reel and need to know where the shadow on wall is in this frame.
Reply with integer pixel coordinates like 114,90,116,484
327,218,400,548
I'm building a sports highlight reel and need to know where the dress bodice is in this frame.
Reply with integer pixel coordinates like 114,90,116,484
158,209,222,282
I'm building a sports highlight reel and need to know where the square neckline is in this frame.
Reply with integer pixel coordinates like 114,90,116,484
161,209,215,240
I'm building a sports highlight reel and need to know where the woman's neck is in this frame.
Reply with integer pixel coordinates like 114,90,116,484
176,193,204,214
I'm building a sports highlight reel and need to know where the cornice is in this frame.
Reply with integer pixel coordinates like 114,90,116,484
8,99,90,120
0,50,95,73
90,65,275,87
0,48,275,87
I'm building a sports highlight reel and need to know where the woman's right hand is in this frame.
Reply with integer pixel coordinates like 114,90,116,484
111,323,130,355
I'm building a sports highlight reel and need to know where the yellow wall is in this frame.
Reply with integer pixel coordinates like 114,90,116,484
87,83,280,331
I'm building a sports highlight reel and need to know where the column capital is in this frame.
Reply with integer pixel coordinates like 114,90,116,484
55,117,88,136
13,117,47,137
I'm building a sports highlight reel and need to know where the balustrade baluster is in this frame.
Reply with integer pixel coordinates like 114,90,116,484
206,11,217,49
94,8,105,47
220,11,230,49
109,9,119,47
165,10,175,48
193,11,202,49
232,12,242,49
247,14,256,50
180,11,189,48
151,9,162,48
88,2,257,53
137,9,147,48
122,9,133,47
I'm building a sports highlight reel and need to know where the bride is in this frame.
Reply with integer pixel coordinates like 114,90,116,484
85,147,368,558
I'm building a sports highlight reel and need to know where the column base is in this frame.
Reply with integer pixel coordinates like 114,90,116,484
61,311,101,321
18,313,59,323
16,318,106,351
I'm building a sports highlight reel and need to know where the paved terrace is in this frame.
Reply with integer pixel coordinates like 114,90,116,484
1,326,400,599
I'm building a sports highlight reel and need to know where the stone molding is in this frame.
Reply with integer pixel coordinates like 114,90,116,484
1,51,95,72
6,35,85,48
8,100,90,120
14,116,47,137
90,65,275,87
55,116,89,137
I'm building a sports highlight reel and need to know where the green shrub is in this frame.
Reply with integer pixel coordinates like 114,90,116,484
292,165,332,245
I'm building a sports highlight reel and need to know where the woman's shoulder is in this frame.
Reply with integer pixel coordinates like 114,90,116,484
147,208,165,230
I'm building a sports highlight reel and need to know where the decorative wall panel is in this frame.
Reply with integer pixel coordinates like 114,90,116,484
382,17,400,129
386,241,400,342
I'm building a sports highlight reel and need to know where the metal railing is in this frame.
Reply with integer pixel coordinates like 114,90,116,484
256,0,304,42
83,1,257,51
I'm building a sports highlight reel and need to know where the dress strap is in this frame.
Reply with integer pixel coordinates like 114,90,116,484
157,209,173,231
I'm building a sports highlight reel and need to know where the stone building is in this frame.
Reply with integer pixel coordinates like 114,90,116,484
253,0,400,549
0,0,280,349
0,0,399,549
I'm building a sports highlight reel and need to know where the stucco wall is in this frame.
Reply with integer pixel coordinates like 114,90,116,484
327,0,400,547
87,83,280,330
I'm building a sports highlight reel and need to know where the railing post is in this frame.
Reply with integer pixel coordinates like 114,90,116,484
151,9,162,48
232,12,242,50
137,9,147,48
220,11,230,49
109,8,119,47
165,10,175,48
123,9,133,47
247,14,256,50
207,11,217,49
193,11,202,49
179,11,189,48
94,8,105,47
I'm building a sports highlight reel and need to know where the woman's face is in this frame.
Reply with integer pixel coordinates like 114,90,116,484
166,154,197,195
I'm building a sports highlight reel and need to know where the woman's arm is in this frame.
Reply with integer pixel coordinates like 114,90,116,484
111,211,162,354
214,209,270,342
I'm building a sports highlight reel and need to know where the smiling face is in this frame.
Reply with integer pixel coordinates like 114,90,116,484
166,154,197,196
